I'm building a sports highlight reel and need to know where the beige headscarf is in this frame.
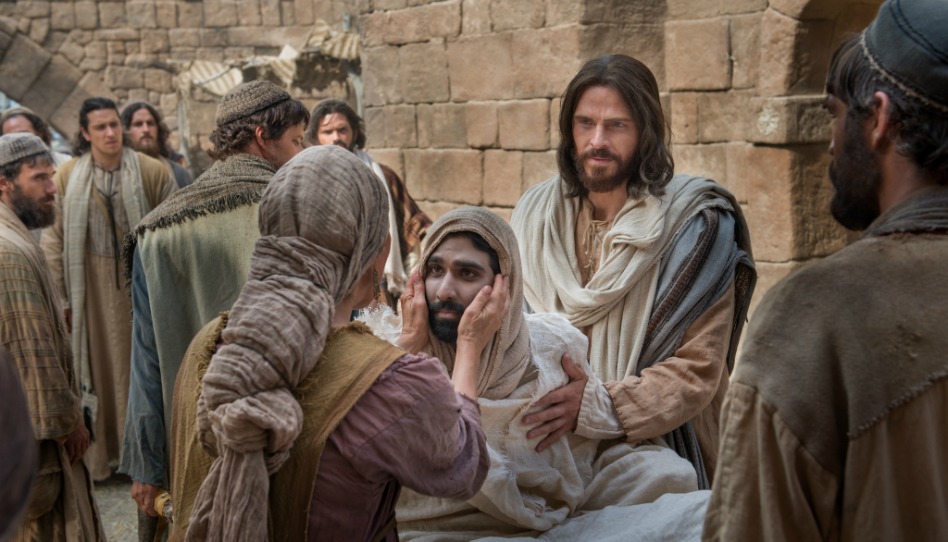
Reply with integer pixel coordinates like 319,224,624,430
421,206,531,400
186,145,390,542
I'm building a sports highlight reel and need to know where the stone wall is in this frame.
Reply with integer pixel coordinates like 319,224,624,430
0,0,883,312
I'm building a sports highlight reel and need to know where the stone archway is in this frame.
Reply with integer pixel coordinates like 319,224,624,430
0,19,115,141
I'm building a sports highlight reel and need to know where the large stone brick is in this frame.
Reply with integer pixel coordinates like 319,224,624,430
673,143,727,184
127,1,157,28
417,103,466,148
491,0,544,31
363,106,385,146
522,150,557,190
549,97,561,149
486,206,513,222
730,13,761,90
418,200,461,223
155,2,177,28
293,0,315,25
204,2,239,27
169,28,200,48
49,72,116,137
497,99,550,152
722,142,754,204
106,65,144,89
397,42,449,103
367,148,404,181
144,68,173,93
461,0,490,35
667,0,765,19
141,29,170,54
59,37,85,65
236,0,262,25
448,34,514,101
546,0,581,26
98,1,127,27
670,92,698,144
374,0,409,10
281,1,295,25
363,45,400,106
511,26,583,99
224,26,309,48
0,34,52,101
50,3,75,30
750,96,830,145
757,9,835,96
483,149,523,206
465,101,497,148
697,90,754,143
260,0,281,26
405,149,483,204
581,0,665,24
199,28,227,48
97,28,140,41
176,2,204,28
74,2,99,29
768,0,843,20
16,2,50,18
374,1,460,45
29,18,49,44
21,55,83,119
384,104,417,148
666,18,730,91
582,23,665,87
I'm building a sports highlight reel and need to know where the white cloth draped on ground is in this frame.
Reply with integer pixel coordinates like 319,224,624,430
393,312,705,541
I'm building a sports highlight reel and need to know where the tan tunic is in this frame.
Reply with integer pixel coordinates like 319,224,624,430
705,230,948,541
41,152,175,480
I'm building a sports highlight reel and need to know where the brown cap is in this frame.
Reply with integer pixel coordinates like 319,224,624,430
215,80,291,126
0,133,49,168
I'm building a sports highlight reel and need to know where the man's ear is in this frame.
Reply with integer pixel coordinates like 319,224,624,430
254,126,268,148
80,128,91,143
868,91,893,151
0,176,14,200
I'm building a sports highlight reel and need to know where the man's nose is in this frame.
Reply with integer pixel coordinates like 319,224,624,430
590,124,608,148
436,277,457,302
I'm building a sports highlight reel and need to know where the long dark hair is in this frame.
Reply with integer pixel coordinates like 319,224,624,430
121,102,171,159
557,54,674,199
827,35,948,184
208,98,310,161
73,97,124,156
304,99,366,150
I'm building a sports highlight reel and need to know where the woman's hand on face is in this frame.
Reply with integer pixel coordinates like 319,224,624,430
456,274,510,355
396,271,428,353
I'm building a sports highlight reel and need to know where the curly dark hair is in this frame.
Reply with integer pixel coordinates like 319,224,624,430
73,97,126,156
208,98,310,161
557,54,674,199
826,35,948,184
0,110,53,146
121,102,171,159
304,99,366,150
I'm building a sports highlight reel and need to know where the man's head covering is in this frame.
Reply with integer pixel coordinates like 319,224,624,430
215,80,292,126
421,206,531,400
0,133,49,169
0,106,36,128
863,0,948,113
188,145,390,541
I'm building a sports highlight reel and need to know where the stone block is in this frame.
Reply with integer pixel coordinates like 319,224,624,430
293,0,314,25
281,1,295,25
97,28,140,41
224,26,309,48
194,47,224,62
98,1,126,27
144,68,173,93
722,142,754,204
397,42,449,104
126,41,142,55
581,0,665,24
29,18,49,44
0,34,52,101
260,0,281,25
448,34,515,101
75,2,98,29
511,26,582,99
384,105,417,148
546,0,581,26
670,92,698,145
666,18,730,91
461,0,490,35
50,3,75,30
127,1,157,28
416,103,466,148
582,23,665,87
549,97,562,149
381,1,460,45
59,38,85,65
364,106,385,146
177,2,204,28
20,55,83,119
374,0,409,10
68,30,94,47
16,2,50,18
750,96,831,145
698,91,754,143
141,29,169,54
169,28,200,48
404,149,483,204
49,72,116,137
79,54,106,71
487,206,513,222
758,9,836,96
720,0,768,15
491,0,544,31
769,0,842,20
730,13,760,90
673,143,727,184
204,1,239,27
367,148,404,181
106,66,144,89
155,2,177,27
483,150,523,207
522,150,557,190
199,29,227,48
418,200,460,223
363,45,400,107
498,99,549,151
237,0,262,25
465,101,497,148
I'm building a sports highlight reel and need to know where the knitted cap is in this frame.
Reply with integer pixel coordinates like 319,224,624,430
215,80,291,126
863,0,948,113
0,133,48,168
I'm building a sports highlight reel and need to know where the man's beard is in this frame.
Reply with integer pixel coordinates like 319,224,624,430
828,116,882,231
428,300,466,343
333,140,353,153
10,186,55,229
573,148,638,194
133,136,161,158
